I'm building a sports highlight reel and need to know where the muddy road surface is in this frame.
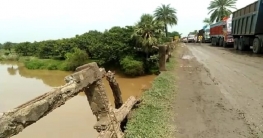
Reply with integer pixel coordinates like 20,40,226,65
175,43,263,138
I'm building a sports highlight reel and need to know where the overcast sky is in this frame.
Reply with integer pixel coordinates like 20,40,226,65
0,0,255,43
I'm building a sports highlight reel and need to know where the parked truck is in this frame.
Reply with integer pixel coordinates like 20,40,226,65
231,0,263,53
210,16,234,47
196,27,211,43
187,34,196,43
197,29,204,42
203,25,211,43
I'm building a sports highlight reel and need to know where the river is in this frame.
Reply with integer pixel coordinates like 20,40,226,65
0,61,156,138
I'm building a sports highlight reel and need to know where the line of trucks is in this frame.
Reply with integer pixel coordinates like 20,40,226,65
186,0,263,54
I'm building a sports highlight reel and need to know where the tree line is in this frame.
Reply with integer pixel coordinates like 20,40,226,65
0,4,180,76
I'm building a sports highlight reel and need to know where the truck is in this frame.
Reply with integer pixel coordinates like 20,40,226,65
187,34,196,43
197,29,204,42
203,25,211,43
210,16,234,47
196,27,211,43
231,0,263,53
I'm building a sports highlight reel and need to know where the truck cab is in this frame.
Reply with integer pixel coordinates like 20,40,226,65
224,17,234,45
203,25,211,43
187,34,195,43
210,16,234,47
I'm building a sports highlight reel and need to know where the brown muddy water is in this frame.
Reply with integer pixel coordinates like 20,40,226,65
0,61,156,138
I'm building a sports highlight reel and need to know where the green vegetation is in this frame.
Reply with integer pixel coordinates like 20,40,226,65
189,30,198,35
203,18,212,25
207,0,237,23
120,56,144,77
0,4,180,77
0,48,19,61
24,58,64,70
125,51,176,137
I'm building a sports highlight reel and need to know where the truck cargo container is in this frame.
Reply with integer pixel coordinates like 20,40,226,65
231,0,263,53
210,17,234,47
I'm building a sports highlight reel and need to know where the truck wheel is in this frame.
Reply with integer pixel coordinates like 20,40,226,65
211,38,214,46
234,38,239,50
219,38,223,46
223,41,227,48
238,38,245,51
215,38,219,46
253,38,261,54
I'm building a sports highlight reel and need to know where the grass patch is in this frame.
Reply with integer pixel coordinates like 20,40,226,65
0,54,20,61
24,58,65,70
0,49,20,61
125,52,177,138
24,58,97,71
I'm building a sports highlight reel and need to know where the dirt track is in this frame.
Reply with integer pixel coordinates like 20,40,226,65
174,43,263,138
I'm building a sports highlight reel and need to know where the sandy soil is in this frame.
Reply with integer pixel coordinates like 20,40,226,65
174,43,263,138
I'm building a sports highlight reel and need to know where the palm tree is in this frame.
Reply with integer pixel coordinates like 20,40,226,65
154,4,177,37
203,18,212,25
207,0,237,23
132,14,164,58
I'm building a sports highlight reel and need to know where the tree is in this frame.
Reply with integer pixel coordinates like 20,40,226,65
154,4,177,37
3,42,12,53
189,30,198,35
203,18,212,25
207,0,237,23
167,31,181,38
132,14,164,58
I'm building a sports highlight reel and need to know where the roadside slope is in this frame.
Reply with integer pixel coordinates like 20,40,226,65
125,45,177,138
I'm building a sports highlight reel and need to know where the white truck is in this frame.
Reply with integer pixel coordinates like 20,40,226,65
187,34,196,43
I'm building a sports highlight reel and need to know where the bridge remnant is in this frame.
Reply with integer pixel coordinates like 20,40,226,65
158,42,176,71
0,62,137,138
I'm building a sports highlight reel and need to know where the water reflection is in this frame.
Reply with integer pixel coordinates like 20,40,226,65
7,66,17,75
0,61,71,112
0,61,156,138
12,94,98,138
2,61,70,87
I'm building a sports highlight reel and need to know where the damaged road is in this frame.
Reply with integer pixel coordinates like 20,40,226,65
174,43,263,138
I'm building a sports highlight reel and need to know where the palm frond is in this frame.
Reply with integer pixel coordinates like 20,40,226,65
207,0,237,23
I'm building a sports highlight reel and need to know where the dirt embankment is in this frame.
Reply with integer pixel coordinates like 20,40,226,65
174,43,262,138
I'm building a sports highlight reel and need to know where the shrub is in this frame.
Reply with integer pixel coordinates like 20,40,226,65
3,54,20,61
24,59,63,70
146,54,159,74
23,48,89,71
64,47,89,71
47,63,58,70
159,37,172,44
24,59,46,69
120,56,144,76
4,52,9,56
